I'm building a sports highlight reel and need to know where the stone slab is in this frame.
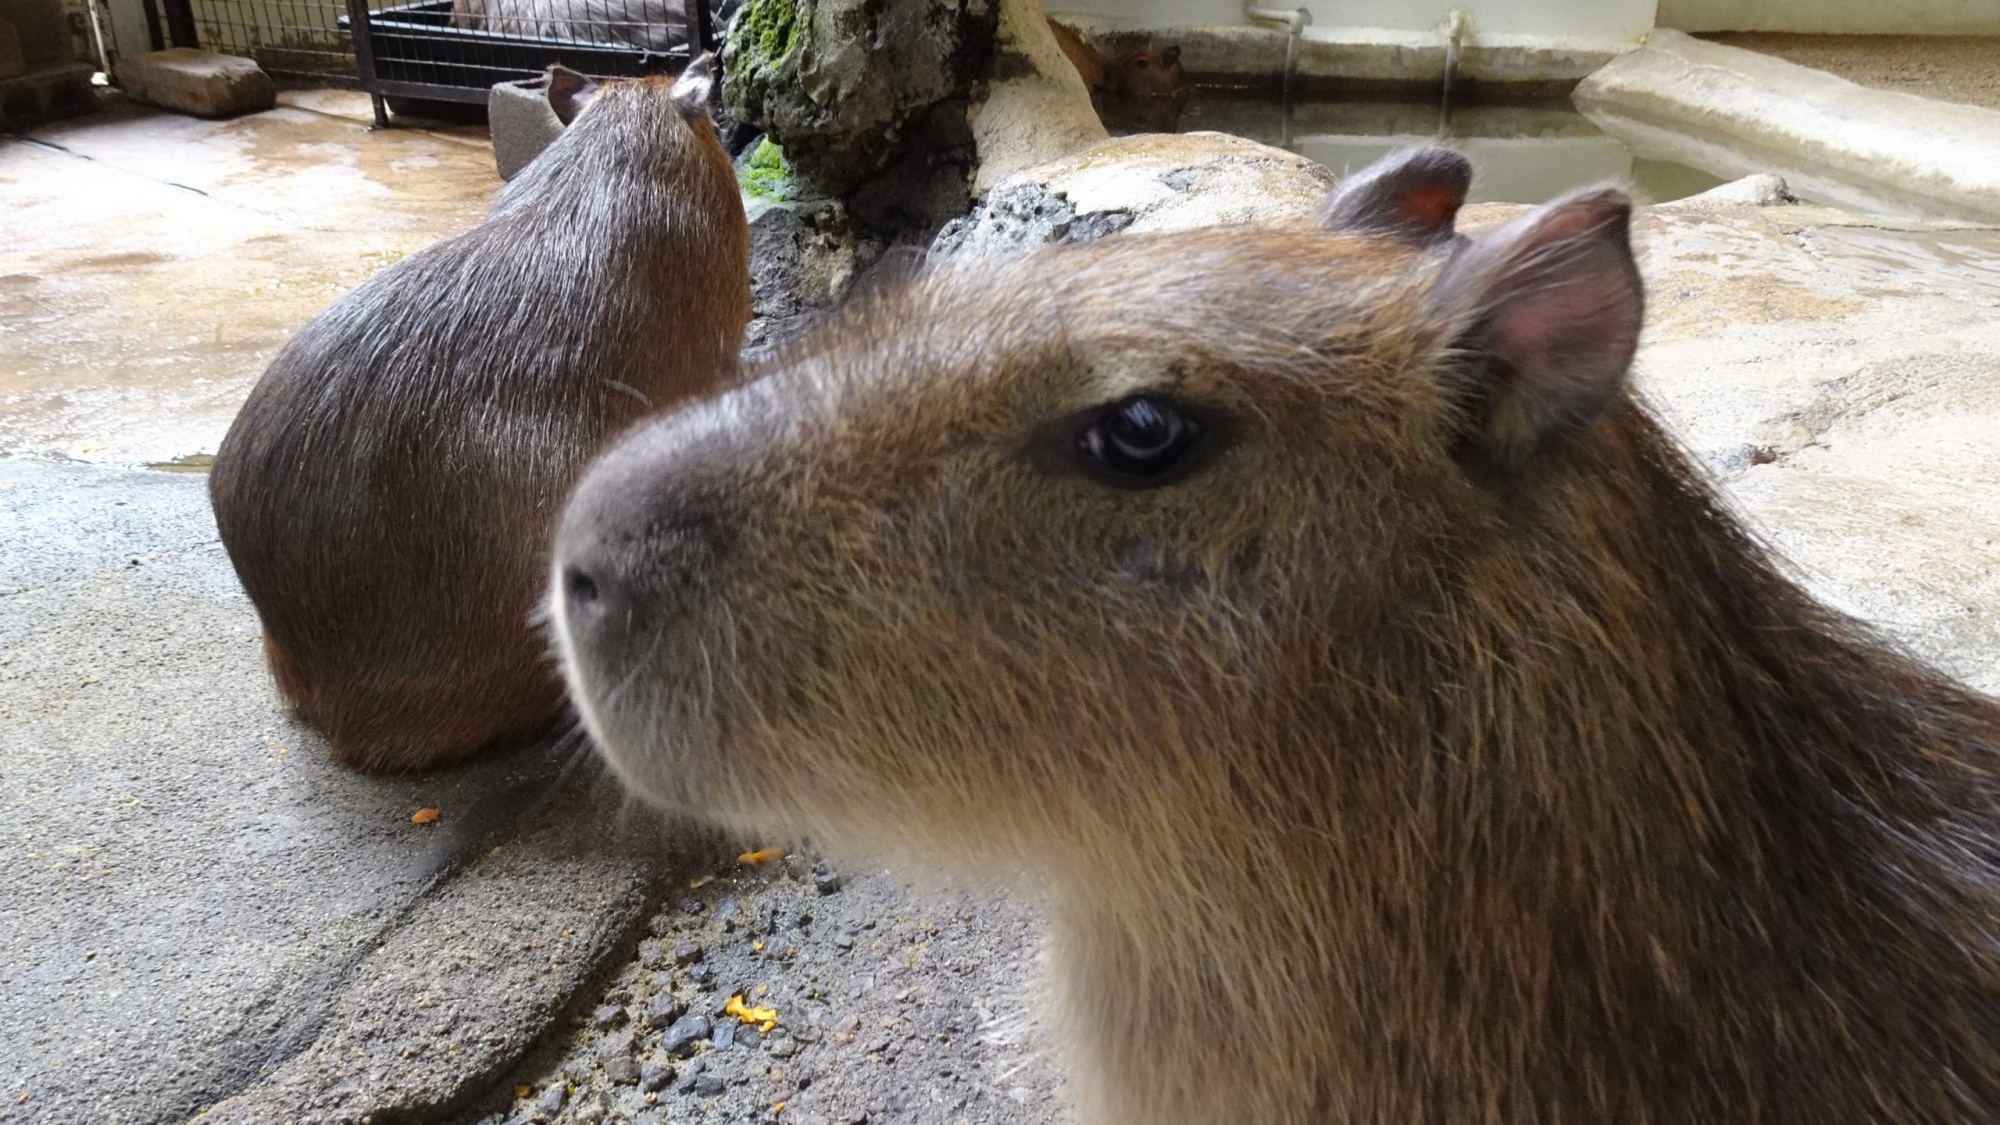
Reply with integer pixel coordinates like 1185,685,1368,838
114,49,277,120
0,459,692,1124
1576,28,2000,223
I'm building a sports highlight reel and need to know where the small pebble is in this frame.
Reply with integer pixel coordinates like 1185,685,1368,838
597,1027,637,1061
832,932,854,951
692,1072,727,1097
738,1025,762,1048
603,1054,641,1085
813,872,844,895
673,941,704,967
637,940,669,969
647,992,686,1025
660,1013,713,1056
711,1020,738,1049
681,898,704,915
639,1063,674,1092
537,1084,566,1116
590,1004,627,1030
766,1031,798,1058
688,964,715,986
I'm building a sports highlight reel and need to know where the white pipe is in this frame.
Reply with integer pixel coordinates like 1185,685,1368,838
1244,0,1310,107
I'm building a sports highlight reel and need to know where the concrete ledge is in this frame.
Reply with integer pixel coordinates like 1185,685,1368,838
1575,29,2000,222
1048,16,1619,85
114,48,276,119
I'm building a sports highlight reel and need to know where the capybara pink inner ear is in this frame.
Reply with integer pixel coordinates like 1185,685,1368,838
1430,188,1644,467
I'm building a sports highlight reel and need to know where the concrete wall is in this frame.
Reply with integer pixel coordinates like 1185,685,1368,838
1659,0,2000,35
1052,0,1658,52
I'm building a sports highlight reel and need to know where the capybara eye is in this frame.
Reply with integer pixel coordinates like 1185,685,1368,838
1077,395,1204,486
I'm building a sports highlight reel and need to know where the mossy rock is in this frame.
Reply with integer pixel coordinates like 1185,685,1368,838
738,137,794,202
720,0,997,196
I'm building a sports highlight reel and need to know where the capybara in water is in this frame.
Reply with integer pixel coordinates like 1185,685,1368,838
551,145,2000,1123
1048,18,1188,133
211,59,748,772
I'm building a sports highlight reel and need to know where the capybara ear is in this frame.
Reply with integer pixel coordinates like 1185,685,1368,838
1317,146,1473,248
1160,44,1181,66
671,53,719,119
547,65,600,126
1425,187,1645,471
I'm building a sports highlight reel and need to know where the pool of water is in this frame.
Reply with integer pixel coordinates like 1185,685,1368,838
1171,91,1731,206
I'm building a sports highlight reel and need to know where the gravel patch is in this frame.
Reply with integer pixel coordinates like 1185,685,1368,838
462,852,1068,1125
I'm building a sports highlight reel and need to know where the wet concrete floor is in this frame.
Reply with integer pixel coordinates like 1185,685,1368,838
0,89,497,467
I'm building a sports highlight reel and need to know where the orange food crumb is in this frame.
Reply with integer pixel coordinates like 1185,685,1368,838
724,993,779,1033
514,1084,531,1099
738,847,786,865
773,1101,787,1114
411,807,440,825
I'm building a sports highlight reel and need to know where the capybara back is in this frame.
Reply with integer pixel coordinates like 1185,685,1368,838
211,60,749,771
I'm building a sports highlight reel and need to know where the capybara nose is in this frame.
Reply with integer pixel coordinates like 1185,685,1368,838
552,427,738,673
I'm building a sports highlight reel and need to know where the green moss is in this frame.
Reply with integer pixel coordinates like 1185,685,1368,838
727,0,802,73
737,137,794,201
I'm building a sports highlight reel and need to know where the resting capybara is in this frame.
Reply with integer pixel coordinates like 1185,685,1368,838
211,58,748,772
450,0,691,52
550,146,2000,1124
1048,19,1188,133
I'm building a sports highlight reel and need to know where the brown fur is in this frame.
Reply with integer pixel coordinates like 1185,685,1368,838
210,63,748,772
552,151,2000,1123
1048,18,1189,133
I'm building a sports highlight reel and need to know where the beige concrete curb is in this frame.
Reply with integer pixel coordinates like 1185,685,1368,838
1575,29,2000,223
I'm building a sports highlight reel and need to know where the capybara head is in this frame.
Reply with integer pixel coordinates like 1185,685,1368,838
552,148,2000,1123
550,146,1642,858
1097,43,1187,132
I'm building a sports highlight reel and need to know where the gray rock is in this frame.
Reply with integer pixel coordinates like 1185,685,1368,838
639,1062,675,1091
743,198,866,360
599,1026,639,1060
671,1056,708,1093
603,1053,642,1084
674,941,705,966
638,938,670,969
114,48,275,119
833,931,855,950
592,1003,629,1030
766,1031,798,1058
692,1071,728,1096
648,991,688,1025
688,963,716,986
712,1019,739,1049
660,1013,714,1055
813,871,845,895
538,1082,568,1116
931,132,1336,263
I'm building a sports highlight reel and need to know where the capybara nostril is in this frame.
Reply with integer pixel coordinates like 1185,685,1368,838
561,564,602,614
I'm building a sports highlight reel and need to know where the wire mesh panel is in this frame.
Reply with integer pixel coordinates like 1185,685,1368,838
343,0,712,105
145,0,711,104
187,0,357,79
